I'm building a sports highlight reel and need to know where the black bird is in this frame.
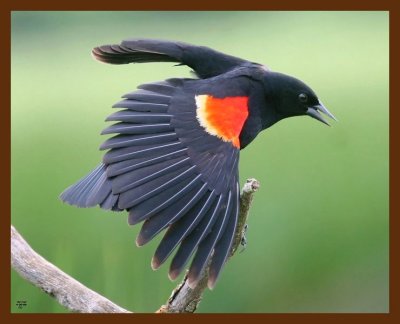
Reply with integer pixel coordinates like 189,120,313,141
60,39,336,289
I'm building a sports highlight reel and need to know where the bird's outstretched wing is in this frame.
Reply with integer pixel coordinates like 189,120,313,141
61,76,252,288
92,38,249,79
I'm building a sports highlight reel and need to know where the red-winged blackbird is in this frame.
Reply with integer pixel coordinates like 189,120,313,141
60,39,336,289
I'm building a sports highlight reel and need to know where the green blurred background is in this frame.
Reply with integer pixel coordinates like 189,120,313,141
11,11,389,313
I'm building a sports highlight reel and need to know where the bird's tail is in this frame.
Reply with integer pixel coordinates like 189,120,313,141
60,163,121,211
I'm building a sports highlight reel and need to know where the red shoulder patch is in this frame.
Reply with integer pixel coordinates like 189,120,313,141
195,95,249,148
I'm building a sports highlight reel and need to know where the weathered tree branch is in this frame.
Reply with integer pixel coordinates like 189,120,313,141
11,178,260,313
11,225,131,313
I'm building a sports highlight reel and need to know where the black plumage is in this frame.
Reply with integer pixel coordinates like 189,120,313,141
61,38,336,289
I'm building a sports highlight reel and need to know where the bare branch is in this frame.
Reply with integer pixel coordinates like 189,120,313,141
11,225,131,313
11,178,259,313
157,178,260,313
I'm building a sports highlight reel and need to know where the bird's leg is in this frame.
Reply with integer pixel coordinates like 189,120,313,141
239,224,249,253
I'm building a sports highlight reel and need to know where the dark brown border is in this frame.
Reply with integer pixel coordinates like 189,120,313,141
3,0,398,323
0,1,399,10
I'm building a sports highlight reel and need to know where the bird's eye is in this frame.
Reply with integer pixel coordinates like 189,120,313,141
298,93,308,103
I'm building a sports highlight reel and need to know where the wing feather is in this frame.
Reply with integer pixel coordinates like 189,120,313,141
61,76,245,288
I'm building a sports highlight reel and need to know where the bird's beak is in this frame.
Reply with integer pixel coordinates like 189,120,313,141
306,101,337,126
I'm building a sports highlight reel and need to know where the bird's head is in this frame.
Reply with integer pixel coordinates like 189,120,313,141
263,72,337,126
